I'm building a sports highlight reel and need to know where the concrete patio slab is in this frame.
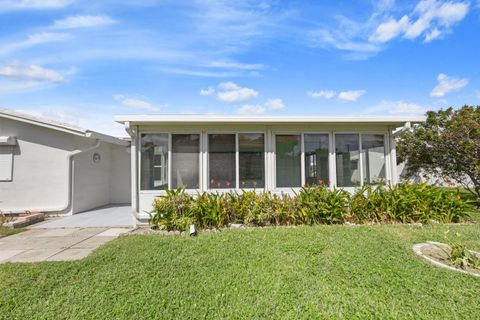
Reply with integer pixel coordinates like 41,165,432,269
71,236,117,249
34,204,134,229
0,227,133,263
95,228,131,237
37,228,78,237
0,250,24,263
47,248,93,261
7,249,63,263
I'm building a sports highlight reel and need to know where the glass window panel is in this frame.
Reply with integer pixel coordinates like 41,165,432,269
239,133,264,188
335,134,360,187
304,134,329,186
140,133,168,190
275,135,301,188
361,134,386,185
171,134,200,189
209,134,236,189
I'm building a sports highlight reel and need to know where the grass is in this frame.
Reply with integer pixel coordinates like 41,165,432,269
1,223,480,319
0,226,24,239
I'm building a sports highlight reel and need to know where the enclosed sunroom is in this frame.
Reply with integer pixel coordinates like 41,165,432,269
115,115,424,222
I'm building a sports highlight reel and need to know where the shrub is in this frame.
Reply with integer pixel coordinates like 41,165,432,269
150,183,476,230
296,186,349,224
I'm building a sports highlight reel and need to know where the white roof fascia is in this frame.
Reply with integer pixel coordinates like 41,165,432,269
86,131,130,146
115,114,426,126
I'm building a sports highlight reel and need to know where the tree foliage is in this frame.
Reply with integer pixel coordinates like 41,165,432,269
397,105,480,198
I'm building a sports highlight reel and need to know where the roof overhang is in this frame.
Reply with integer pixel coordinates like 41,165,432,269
115,115,426,127
0,108,129,146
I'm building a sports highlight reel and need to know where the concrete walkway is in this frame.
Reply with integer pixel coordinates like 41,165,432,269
34,204,135,229
0,227,132,263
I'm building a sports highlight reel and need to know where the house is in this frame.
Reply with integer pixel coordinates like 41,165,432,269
114,115,424,223
0,109,131,215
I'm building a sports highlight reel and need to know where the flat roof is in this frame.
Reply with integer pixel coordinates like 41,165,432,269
115,114,425,126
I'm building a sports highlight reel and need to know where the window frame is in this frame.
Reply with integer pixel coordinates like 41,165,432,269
332,131,389,190
302,132,331,187
206,131,267,192
272,131,333,191
170,132,202,190
360,132,389,185
138,131,202,194
237,131,267,191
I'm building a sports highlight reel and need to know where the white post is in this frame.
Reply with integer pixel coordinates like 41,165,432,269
389,130,398,185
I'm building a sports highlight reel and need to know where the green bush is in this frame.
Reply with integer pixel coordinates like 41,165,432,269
149,183,476,231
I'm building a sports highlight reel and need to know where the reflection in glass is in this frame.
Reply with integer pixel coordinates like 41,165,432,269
335,134,360,187
171,134,200,189
239,133,264,188
304,134,329,186
275,135,301,188
362,134,386,184
140,133,168,190
209,134,236,189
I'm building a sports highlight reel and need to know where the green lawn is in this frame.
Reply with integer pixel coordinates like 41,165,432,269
1,223,480,319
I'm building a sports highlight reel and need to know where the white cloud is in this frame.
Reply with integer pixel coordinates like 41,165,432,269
338,90,366,102
371,0,470,43
430,73,468,97
52,15,116,29
216,82,258,102
308,90,336,99
0,32,70,56
218,81,241,91
0,0,73,10
309,29,381,60
265,98,285,110
237,104,266,115
113,94,162,111
363,100,429,115
200,87,215,96
369,15,410,43
0,60,64,82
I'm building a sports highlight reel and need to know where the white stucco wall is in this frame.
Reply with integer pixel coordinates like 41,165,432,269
72,142,112,213
0,116,131,214
110,145,131,204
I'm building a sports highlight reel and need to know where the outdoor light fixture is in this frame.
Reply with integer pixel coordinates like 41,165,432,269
189,224,197,237
93,152,101,163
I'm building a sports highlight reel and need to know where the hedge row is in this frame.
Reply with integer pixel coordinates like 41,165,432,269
149,183,475,231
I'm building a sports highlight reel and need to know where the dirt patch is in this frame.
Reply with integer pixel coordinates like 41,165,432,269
413,242,480,277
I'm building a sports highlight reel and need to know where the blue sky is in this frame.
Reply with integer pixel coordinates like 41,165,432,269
0,0,479,136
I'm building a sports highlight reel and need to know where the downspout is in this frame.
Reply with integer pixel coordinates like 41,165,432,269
124,121,140,219
6,136,101,214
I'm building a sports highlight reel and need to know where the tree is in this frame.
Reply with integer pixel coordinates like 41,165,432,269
397,105,480,199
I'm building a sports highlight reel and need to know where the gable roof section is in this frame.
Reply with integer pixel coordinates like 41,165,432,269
0,108,129,146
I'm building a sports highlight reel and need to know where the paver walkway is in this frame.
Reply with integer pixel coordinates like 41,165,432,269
0,227,132,263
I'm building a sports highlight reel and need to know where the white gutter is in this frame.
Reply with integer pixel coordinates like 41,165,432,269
4,138,101,214
392,121,412,137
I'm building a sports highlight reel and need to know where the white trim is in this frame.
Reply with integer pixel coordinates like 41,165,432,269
116,114,425,126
